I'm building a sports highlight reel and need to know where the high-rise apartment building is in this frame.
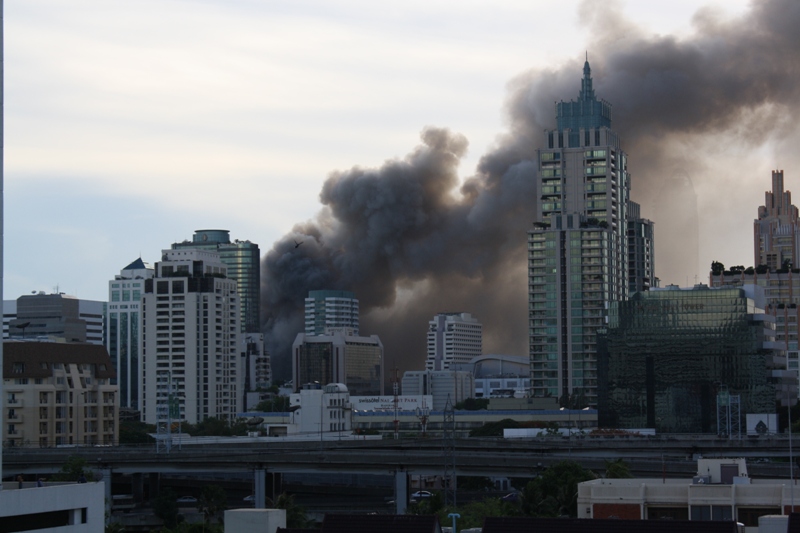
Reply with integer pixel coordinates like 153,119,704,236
141,249,241,424
4,293,106,345
755,170,800,270
425,312,482,371
243,332,271,391
627,201,656,294
528,59,653,406
2,341,119,447
172,229,260,333
107,258,153,410
304,290,360,335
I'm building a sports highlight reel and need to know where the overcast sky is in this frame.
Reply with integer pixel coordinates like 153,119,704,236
5,0,754,304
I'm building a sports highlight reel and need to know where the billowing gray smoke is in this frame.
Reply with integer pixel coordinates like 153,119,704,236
263,0,800,379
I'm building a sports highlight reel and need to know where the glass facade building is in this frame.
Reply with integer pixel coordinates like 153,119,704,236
597,285,794,433
292,330,383,395
107,258,152,410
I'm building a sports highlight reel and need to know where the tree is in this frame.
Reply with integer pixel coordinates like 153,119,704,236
118,420,155,445
254,396,290,413
267,492,312,529
198,485,227,524
711,261,725,275
153,488,181,529
435,497,520,530
52,456,92,482
521,461,595,517
454,398,489,411
183,417,247,437
604,458,633,479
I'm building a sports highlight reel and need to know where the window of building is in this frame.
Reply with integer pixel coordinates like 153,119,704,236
737,507,782,527
690,505,732,521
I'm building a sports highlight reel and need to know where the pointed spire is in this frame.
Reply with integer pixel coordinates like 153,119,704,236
580,53,594,101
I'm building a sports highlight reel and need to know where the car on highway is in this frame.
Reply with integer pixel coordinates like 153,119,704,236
410,490,433,502
501,492,519,503
176,496,197,504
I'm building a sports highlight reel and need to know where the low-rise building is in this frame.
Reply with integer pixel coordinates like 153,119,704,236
2,341,118,447
402,370,474,410
578,458,796,528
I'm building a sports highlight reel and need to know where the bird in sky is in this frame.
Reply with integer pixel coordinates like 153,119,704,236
294,240,304,249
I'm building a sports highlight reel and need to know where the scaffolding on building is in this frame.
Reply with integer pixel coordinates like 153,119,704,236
716,386,741,440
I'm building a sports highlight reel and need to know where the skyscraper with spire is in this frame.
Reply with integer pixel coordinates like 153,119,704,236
528,58,654,407
755,170,800,270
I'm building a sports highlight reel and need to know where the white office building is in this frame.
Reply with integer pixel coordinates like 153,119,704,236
304,290,359,335
107,258,153,410
141,249,241,424
425,312,482,371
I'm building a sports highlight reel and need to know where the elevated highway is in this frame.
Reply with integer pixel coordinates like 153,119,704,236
6,434,797,514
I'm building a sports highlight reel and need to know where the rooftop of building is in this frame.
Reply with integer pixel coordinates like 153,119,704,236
307,289,357,299
120,257,151,271
482,517,740,533
2,340,116,380
554,57,612,132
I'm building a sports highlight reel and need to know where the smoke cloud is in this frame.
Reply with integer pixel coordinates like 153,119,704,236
262,0,800,379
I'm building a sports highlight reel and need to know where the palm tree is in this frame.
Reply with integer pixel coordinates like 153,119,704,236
267,492,311,529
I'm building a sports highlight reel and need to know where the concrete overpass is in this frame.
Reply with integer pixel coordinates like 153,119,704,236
4,435,798,514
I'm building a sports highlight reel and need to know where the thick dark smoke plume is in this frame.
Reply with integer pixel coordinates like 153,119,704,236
262,0,800,379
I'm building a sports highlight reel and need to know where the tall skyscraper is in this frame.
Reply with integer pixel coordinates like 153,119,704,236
304,290,360,335
710,170,800,380
141,249,241,424
425,312,482,371
107,258,153,410
755,170,800,270
172,229,260,333
528,58,653,406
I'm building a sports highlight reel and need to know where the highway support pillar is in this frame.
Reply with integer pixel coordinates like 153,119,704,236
102,468,112,522
254,468,266,509
394,469,408,515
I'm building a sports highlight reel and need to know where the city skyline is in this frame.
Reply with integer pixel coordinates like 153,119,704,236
7,0,798,375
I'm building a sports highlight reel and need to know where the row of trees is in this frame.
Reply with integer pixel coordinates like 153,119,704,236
151,489,312,532
410,460,631,530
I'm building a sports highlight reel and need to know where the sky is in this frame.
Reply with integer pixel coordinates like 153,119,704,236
7,0,788,373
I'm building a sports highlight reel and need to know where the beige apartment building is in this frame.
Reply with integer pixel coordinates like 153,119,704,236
3,341,118,447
